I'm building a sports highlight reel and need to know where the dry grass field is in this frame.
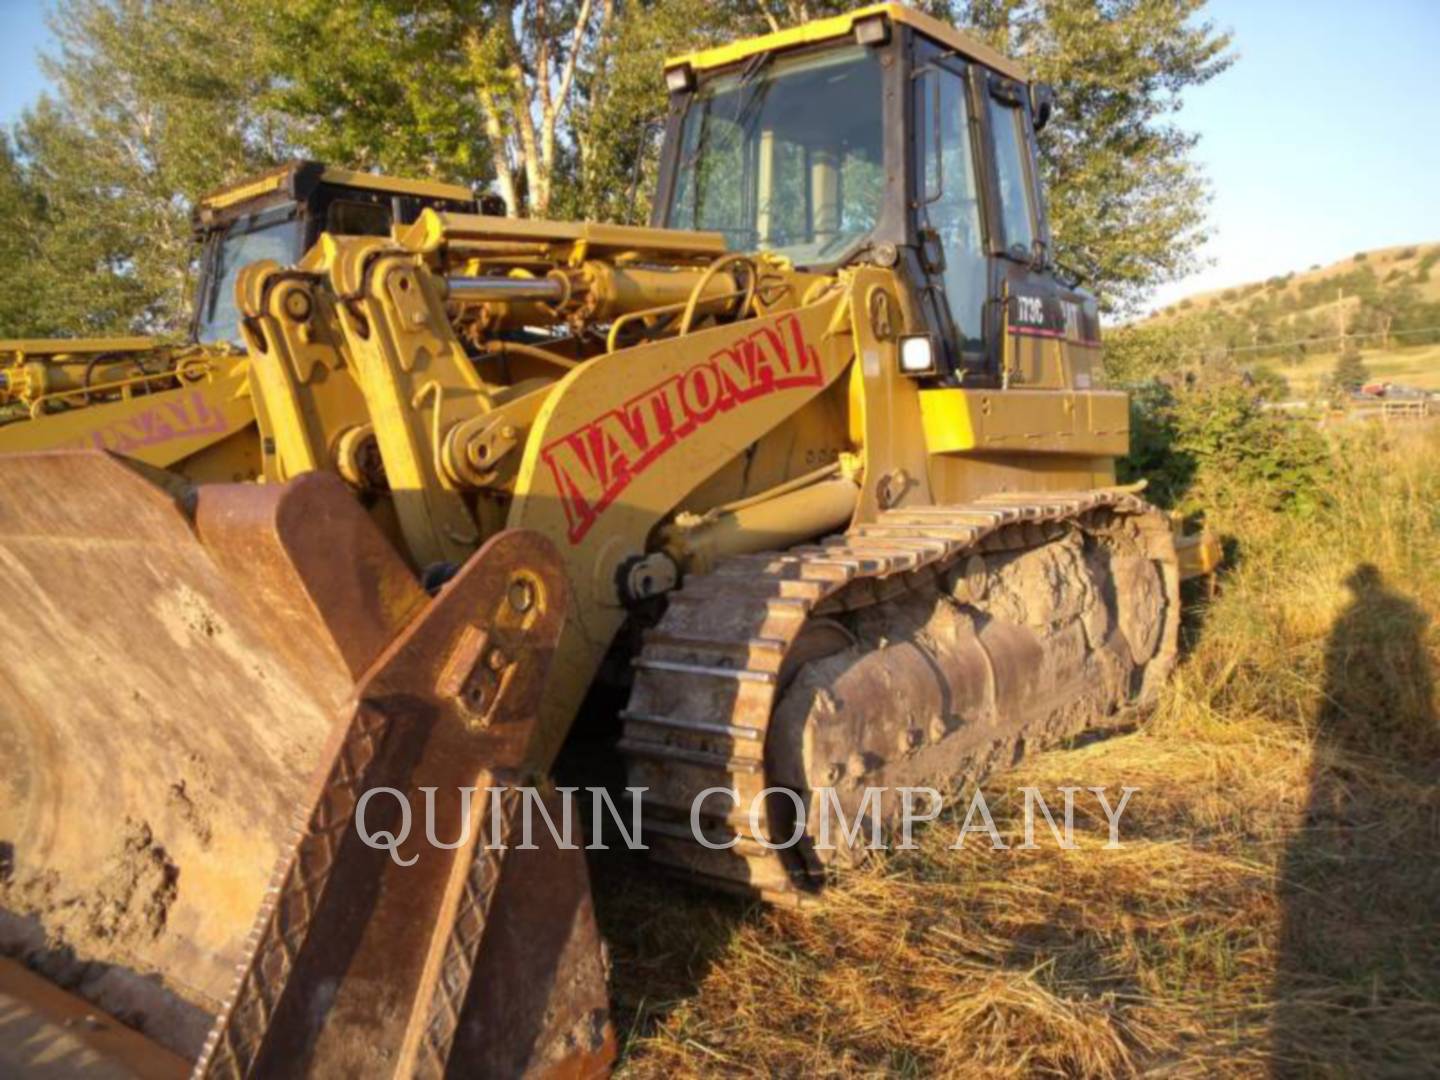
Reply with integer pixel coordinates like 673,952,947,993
600,421,1440,1077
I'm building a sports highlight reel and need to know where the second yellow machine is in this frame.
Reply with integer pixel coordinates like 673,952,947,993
0,6,1182,1076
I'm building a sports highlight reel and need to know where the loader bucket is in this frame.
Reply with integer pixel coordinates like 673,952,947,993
0,451,614,1076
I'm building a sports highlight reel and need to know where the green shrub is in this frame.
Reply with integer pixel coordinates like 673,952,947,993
1121,375,1334,518
1119,380,1195,507
1247,364,1290,402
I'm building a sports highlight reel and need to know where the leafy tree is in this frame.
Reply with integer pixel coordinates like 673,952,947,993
1331,349,1370,395
0,133,56,337
1392,297,1440,347
5,0,1234,336
250,0,700,217
1359,281,1421,349
557,0,778,222
6,0,281,336
1100,317,1210,385
249,0,494,183
461,0,609,215
958,0,1232,312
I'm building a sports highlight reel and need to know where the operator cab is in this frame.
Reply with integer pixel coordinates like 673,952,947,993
191,162,478,347
655,2,1100,388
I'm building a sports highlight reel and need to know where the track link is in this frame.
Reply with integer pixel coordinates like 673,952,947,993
618,486,1177,903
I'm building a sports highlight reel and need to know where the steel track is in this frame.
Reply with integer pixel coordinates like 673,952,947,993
619,487,1179,903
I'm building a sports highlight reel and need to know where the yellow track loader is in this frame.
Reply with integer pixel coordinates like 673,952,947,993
0,6,1192,1076
0,161,477,474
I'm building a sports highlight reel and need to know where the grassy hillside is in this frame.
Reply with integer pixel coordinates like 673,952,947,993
1144,245,1440,397
1156,243,1440,322
604,421,1440,1077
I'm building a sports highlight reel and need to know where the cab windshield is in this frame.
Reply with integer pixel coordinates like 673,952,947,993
665,45,885,266
195,208,303,346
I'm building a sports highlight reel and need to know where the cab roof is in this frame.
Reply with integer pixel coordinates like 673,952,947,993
665,2,1029,85
198,161,474,213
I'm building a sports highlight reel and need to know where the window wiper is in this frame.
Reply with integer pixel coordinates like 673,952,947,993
679,107,709,171
729,49,775,131
738,49,774,88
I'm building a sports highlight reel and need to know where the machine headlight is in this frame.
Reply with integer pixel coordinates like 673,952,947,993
899,335,937,376
665,64,695,93
853,14,891,46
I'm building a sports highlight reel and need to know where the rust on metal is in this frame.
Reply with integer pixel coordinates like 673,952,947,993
0,956,191,1079
0,452,422,1054
196,528,614,1079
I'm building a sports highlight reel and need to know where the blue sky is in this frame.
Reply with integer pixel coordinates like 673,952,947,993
2,0,1438,309
1148,0,1440,308
0,1,50,127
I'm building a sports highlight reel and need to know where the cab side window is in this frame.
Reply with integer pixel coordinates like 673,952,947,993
916,63,987,355
326,199,392,237
987,90,1037,259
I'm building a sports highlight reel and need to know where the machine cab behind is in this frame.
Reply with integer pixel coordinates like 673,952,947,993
190,162,478,346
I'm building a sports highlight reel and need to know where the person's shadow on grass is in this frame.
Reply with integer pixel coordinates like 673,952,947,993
1272,563,1440,1076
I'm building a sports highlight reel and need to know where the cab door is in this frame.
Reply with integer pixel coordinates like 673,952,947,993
911,45,992,383
978,71,1098,389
